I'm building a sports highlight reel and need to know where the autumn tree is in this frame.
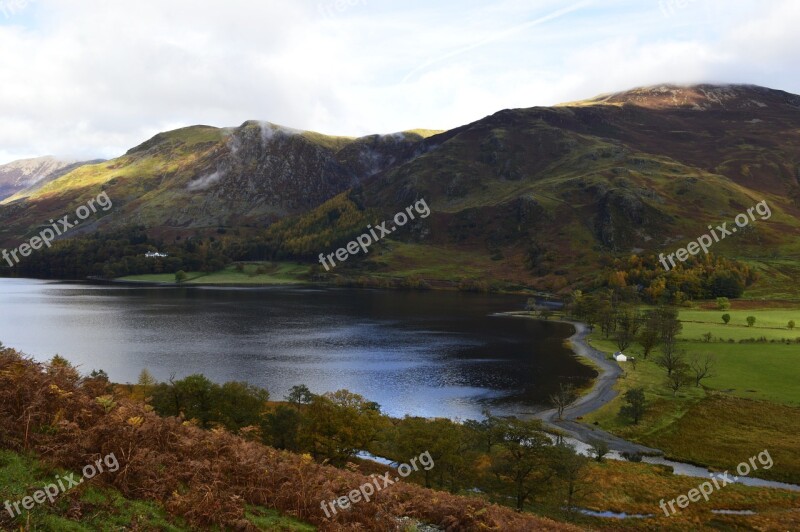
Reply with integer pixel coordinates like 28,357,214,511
394,417,475,490
301,390,388,465
552,444,590,512
487,417,555,511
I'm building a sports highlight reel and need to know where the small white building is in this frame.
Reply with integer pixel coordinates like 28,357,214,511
144,251,169,258
614,352,628,362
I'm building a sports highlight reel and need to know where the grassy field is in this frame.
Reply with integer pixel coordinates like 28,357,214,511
580,303,800,484
0,450,315,531
563,459,800,530
118,262,311,285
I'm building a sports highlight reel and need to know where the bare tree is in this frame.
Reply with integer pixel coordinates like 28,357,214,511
656,337,685,376
549,383,577,421
689,353,716,387
666,368,691,396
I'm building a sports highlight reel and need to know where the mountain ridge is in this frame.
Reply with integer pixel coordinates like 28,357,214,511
2,83,799,291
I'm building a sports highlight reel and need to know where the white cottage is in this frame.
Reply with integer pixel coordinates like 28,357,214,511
614,352,628,362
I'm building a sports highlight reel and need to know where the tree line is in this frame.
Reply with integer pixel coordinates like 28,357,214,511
123,372,597,513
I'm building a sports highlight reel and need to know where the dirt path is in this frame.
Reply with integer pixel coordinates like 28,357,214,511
502,314,662,456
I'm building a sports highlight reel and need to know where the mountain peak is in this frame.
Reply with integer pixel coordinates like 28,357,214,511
560,83,800,111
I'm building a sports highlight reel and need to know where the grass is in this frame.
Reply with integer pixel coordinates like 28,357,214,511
363,241,521,283
245,507,316,531
0,449,316,531
563,459,800,531
741,259,800,299
0,449,184,530
581,302,800,484
118,262,311,285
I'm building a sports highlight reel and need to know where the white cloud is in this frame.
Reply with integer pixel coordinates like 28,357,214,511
0,0,798,163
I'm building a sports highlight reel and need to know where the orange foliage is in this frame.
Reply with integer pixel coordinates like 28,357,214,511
0,347,579,531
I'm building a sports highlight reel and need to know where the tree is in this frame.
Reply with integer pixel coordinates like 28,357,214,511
567,290,585,319
263,404,302,451
301,390,388,465
614,306,640,352
172,374,214,428
655,306,682,344
656,338,685,377
620,387,646,424
588,439,611,462
746,316,756,327
552,444,590,512
637,318,660,360
716,297,731,310
395,417,473,491
464,409,500,453
789,320,795,330
702,332,713,343
689,353,715,387
549,383,577,421
597,295,616,339
211,381,269,431
722,313,731,325
175,270,188,284
134,368,157,401
488,417,555,511
665,368,690,396
90,369,109,381
285,384,314,405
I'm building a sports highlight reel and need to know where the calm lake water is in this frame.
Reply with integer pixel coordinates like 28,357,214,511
0,279,594,419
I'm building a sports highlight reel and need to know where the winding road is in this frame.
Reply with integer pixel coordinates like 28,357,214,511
502,314,662,456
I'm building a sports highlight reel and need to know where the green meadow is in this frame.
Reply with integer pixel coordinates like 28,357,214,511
118,262,310,285
581,302,800,483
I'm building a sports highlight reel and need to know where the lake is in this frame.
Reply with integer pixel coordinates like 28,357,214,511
0,278,595,419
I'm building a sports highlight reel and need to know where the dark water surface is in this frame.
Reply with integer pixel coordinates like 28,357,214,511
0,279,594,419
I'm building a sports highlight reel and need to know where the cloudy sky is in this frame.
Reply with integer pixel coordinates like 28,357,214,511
0,0,798,163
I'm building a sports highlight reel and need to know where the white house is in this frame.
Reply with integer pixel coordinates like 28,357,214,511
144,251,169,258
614,352,628,362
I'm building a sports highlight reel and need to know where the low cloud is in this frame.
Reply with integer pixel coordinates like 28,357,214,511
187,170,223,192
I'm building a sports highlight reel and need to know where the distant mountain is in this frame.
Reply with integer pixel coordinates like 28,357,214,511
0,123,439,242
0,156,104,201
2,84,798,288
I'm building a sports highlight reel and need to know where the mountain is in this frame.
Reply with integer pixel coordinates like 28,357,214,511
0,123,439,244
0,156,103,201
2,84,799,290
261,84,800,287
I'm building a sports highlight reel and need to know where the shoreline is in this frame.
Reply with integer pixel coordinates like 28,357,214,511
501,312,662,456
